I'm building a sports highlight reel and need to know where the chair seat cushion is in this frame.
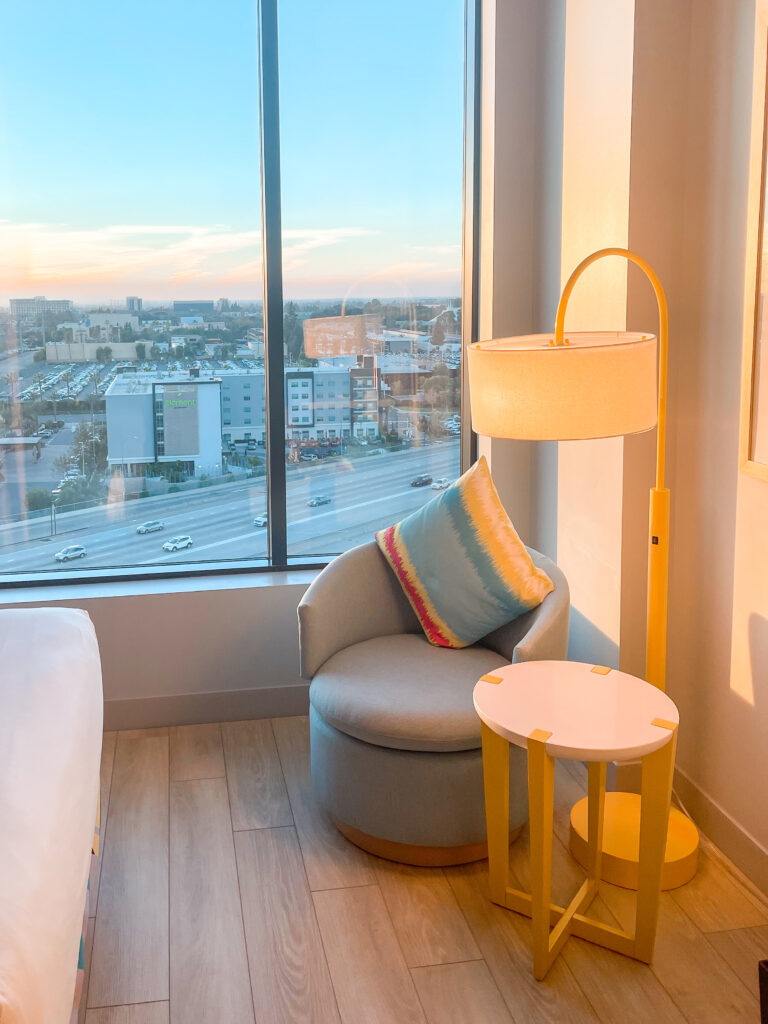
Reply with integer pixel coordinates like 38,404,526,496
309,634,508,752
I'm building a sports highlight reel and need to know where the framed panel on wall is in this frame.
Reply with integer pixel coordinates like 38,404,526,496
741,6,768,480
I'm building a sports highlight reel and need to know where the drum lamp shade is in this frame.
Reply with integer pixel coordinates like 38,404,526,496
467,331,658,441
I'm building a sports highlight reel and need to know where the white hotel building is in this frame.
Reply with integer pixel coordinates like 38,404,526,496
106,362,380,478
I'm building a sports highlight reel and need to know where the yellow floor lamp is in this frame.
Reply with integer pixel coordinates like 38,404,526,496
467,248,699,889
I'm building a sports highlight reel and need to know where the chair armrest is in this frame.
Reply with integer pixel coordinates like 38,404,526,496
481,549,570,663
298,541,419,679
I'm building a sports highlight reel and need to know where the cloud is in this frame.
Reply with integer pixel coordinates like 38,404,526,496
0,221,459,301
0,221,375,296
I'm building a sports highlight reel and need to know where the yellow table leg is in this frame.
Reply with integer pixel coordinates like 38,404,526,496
527,729,555,980
481,722,510,905
634,723,677,962
587,761,607,884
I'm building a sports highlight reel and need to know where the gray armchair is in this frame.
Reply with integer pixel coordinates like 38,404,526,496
298,540,569,865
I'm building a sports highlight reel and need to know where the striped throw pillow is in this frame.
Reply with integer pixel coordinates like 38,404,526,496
375,456,553,648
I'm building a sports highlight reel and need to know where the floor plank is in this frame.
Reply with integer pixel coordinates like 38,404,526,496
671,846,768,933
170,778,254,1024
313,885,427,1024
88,732,169,1008
599,880,759,1022
706,924,768,1000
78,916,95,1024
271,716,377,890
235,826,340,1024
86,1003,169,1024
562,935,686,1024
222,719,293,830
412,961,514,1024
170,723,224,781
89,731,117,918
375,859,482,968
118,727,169,740
446,860,600,1024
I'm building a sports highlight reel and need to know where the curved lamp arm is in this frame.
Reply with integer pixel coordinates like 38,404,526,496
554,247,668,492
553,247,670,691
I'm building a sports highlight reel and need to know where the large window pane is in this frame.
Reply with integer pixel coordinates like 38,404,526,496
0,0,267,577
278,0,465,558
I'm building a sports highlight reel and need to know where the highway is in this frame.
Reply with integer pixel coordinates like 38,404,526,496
0,440,460,577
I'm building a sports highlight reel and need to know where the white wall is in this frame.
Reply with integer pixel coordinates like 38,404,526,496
0,572,314,729
484,0,768,891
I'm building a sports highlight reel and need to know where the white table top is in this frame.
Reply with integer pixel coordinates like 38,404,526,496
473,661,679,761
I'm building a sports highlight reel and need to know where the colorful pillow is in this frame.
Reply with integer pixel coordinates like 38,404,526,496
375,456,553,648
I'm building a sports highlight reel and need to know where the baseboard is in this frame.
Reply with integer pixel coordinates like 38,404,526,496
675,764,768,899
103,682,310,731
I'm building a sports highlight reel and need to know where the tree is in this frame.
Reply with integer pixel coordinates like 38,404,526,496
54,476,105,507
88,370,101,418
62,370,75,400
421,374,451,410
135,342,146,361
283,302,303,363
95,346,105,363
150,343,163,361
431,318,447,348
25,488,52,511
33,373,46,402
103,346,113,362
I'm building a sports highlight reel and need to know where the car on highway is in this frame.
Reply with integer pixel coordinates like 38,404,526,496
410,474,433,487
162,535,193,552
300,453,318,462
307,495,332,507
55,544,87,562
253,513,268,527
136,520,164,534
431,477,451,490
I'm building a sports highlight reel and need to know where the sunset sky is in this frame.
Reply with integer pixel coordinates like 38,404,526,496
0,0,463,306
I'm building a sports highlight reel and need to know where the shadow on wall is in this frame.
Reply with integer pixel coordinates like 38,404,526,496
567,606,619,669
747,612,768,708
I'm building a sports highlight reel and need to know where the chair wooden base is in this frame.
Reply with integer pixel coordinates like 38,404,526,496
333,818,523,867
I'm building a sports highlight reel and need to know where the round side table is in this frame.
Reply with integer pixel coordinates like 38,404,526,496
474,660,681,981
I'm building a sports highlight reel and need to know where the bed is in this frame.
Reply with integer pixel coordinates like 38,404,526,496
0,608,103,1024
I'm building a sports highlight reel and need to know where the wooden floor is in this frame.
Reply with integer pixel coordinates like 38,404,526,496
80,718,768,1024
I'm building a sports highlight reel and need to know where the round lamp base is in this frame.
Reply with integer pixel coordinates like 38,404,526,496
569,791,699,890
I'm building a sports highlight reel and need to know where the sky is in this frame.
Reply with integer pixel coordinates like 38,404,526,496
0,0,464,305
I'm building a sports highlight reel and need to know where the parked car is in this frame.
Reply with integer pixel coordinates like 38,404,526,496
307,495,332,507
410,474,433,487
300,453,318,462
253,513,268,527
136,520,164,534
431,477,451,490
54,544,86,562
162,535,193,552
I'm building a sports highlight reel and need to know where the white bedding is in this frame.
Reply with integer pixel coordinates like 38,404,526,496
0,608,102,1024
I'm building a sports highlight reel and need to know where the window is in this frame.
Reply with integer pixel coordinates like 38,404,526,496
0,0,467,581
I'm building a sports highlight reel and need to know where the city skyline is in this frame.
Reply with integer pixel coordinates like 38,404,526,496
0,0,463,305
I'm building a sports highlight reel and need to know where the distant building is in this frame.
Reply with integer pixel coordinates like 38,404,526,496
126,296,143,313
106,374,223,479
217,298,230,312
10,296,72,318
89,312,140,331
173,300,215,315
349,357,380,439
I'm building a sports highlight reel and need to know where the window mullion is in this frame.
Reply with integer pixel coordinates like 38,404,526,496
258,0,288,566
